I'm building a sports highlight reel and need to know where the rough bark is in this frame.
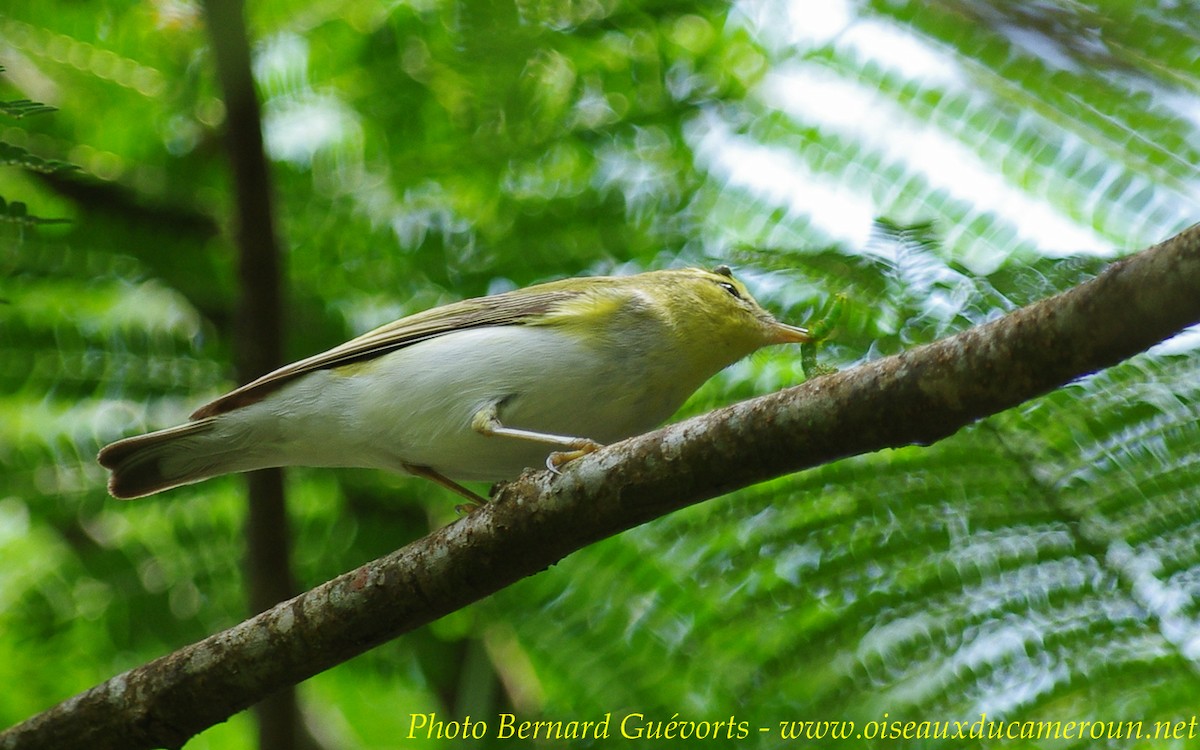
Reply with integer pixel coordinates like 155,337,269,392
2,224,1198,750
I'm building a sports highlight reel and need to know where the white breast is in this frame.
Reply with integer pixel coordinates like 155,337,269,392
229,325,706,482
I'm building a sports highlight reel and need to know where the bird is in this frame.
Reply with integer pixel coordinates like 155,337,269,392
98,265,811,504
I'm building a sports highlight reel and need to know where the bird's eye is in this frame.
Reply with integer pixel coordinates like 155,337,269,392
718,281,742,300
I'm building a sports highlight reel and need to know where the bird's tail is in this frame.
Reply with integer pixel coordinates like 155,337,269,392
98,418,243,499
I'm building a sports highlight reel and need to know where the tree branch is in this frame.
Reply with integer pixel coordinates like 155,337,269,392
4,224,1198,750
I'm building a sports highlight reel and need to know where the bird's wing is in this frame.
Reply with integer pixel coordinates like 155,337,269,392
190,286,582,419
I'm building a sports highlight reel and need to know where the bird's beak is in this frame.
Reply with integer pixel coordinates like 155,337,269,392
771,322,813,344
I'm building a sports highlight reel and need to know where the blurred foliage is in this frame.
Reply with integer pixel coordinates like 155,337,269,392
0,64,73,225
1,0,1199,748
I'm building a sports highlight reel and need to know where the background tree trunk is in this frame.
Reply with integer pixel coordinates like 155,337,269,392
199,1,306,748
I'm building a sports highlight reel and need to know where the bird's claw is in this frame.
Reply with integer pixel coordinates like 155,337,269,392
545,440,604,476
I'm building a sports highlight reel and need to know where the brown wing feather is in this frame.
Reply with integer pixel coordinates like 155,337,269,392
190,286,581,419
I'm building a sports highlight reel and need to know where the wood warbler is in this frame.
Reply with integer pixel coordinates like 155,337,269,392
98,266,811,503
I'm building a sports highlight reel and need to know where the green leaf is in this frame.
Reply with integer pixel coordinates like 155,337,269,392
0,196,69,225
0,142,77,173
0,98,57,118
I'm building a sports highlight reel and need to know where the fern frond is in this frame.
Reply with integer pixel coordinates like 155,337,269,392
0,99,57,119
0,142,76,173
0,196,69,225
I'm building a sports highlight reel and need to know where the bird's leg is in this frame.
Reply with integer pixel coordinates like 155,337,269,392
403,462,489,510
471,402,604,474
